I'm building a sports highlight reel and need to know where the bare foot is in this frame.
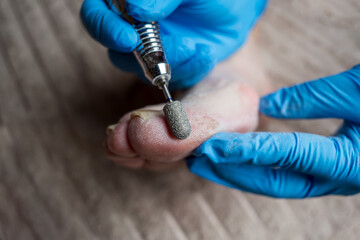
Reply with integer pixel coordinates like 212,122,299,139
105,32,271,170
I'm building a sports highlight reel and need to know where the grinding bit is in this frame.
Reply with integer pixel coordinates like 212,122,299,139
163,101,191,140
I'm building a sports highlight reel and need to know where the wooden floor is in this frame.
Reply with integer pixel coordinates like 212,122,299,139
1,0,360,239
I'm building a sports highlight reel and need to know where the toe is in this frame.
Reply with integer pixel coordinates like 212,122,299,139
106,114,137,158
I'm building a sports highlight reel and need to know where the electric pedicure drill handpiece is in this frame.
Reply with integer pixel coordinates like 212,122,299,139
112,0,191,140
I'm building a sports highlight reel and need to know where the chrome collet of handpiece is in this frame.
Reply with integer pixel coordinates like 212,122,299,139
112,0,171,90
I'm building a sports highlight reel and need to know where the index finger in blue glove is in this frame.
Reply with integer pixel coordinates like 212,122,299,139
80,0,139,52
260,65,360,122
193,131,360,187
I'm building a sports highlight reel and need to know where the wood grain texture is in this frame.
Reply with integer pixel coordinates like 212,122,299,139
1,0,359,239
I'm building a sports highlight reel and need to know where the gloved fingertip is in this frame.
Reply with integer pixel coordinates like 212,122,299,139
189,132,243,164
185,155,211,175
259,91,288,117
191,146,204,157
259,95,275,115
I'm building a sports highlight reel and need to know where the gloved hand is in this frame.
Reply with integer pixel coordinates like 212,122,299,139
80,0,267,90
187,65,360,198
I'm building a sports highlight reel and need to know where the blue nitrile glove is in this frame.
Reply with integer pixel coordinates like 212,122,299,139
80,0,267,90
187,65,360,198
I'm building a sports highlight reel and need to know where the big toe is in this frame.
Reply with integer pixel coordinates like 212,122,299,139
106,80,260,164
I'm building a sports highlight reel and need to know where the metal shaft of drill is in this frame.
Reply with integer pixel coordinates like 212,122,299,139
158,82,173,103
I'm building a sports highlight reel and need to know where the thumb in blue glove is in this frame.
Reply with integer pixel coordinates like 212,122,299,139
187,65,360,198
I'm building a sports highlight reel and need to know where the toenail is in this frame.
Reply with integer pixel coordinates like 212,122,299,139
130,110,163,121
106,124,118,135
